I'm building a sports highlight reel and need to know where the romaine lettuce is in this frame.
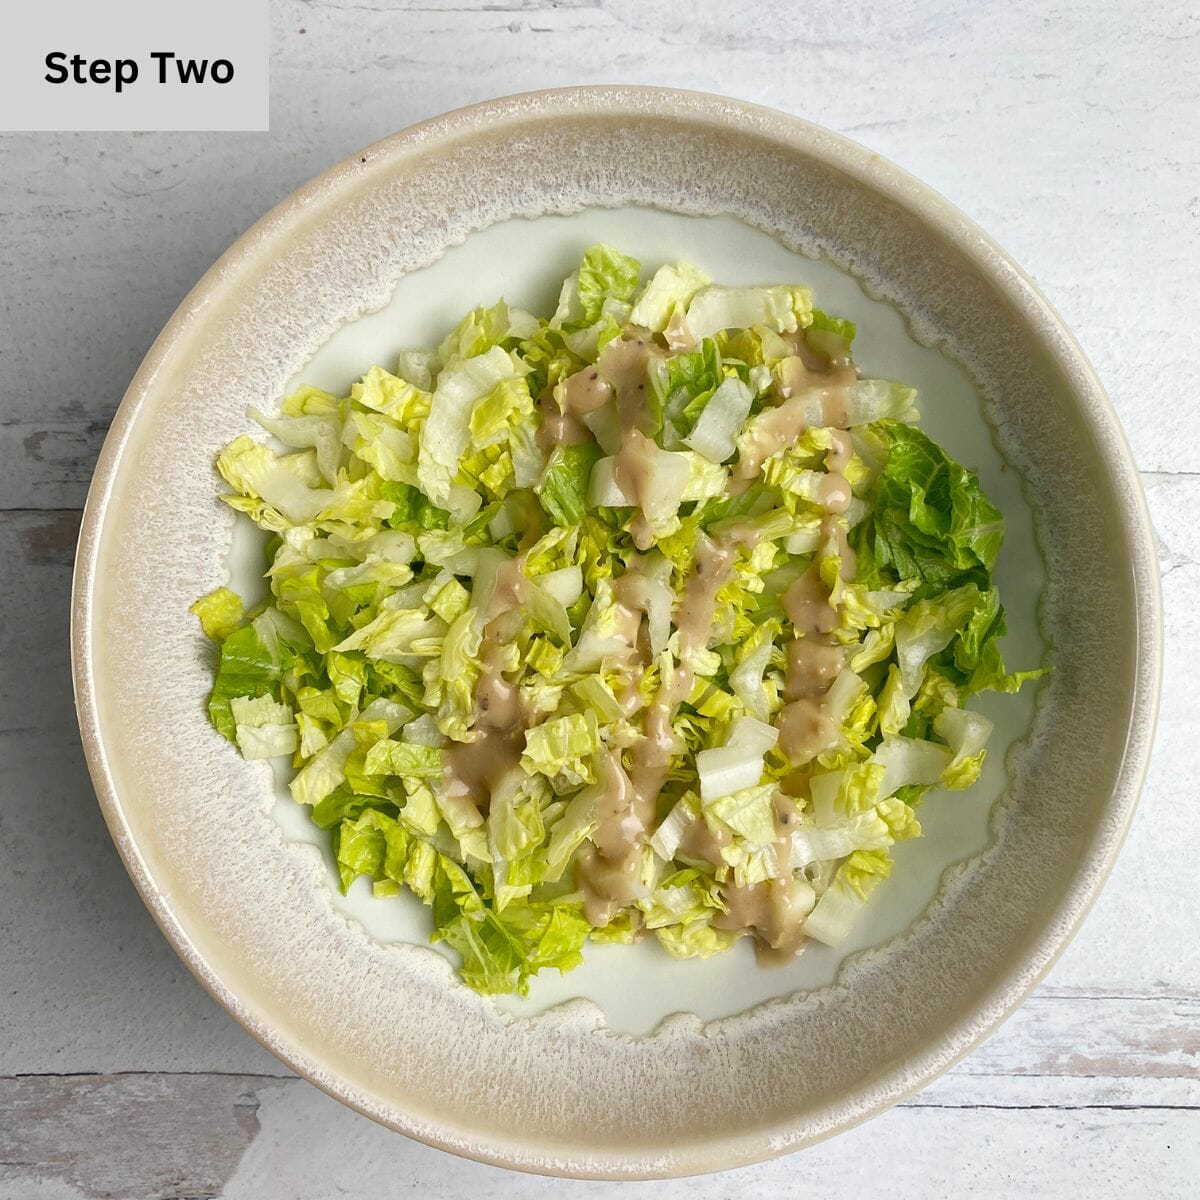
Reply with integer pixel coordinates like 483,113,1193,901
194,243,1045,995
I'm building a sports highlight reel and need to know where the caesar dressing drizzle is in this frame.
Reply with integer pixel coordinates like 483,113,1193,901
602,332,667,551
444,513,547,817
576,533,743,924
730,349,856,492
537,366,612,452
456,320,862,952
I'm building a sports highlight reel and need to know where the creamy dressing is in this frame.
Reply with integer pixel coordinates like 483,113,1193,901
627,537,742,838
576,533,744,923
448,316,867,951
818,471,852,514
784,637,844,698
731,352,856,491
678,814,732,866
601,333,667,551
535,393,589,451
577,748,647,925
768,378,860,768
536,366,613,453
444,550,538,816
712,794,809,963
778,509,857,764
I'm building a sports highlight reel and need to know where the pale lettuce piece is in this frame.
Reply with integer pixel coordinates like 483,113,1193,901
790,809,892,869
437,299,524,365
651,793,701,861
610,569,673,656
434,780,490,865
470,376,534,448
589,449,691,535
804,876,867,948
432,609,484,742
582,402,621,455
805,850,894,948
678,451,730,501
549,271,584,328
352,366,431,424
563,578,632,671
544,788,599,883
876,663,911,736
575,244,641,323
520,712,601,787
249,407,343,484
748,363,773,394
655,921,741,959
783,526,823,556
587,456,629,507
290,699,410,807
217,436,332,525
637,868,721,929
824,669,868,731
934,706,994,789
873,734,954,798
348,412,417,483
488,784,546,909
333,607,447,663
231,695,298,760
396,348,437,391
399,712,447,747
562,297,631,360
535,565,583,608
296,713,329,758
525,580,573,646
190,587,244,642
683,376,754,463
417,345,522,514
570,675,624,724
630,261,712,331
704,781,777,848
696,717,779,802
362,739,443,778
729,620,780,722
895,606,960,698
685,285,812,339
810,761,887,824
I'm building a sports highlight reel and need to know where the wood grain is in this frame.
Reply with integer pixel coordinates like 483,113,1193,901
1,1070,1195,1200
1,0,1197,1195
2,2,1197,506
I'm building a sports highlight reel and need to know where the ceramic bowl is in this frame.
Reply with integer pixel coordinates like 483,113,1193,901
71,87,1160,1178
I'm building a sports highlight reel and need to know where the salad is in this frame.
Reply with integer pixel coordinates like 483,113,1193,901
192,244,1043,996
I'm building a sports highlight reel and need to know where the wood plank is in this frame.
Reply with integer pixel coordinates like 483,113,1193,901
0,510,286,1078
1,1,1197,506
0,1073,285,1200
1,1072,1196,1199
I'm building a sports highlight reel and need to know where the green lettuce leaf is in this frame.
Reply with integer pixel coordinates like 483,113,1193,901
851,421,1004,592
536,442,603,527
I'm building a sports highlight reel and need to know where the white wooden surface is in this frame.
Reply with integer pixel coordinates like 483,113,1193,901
1,1,1197,1195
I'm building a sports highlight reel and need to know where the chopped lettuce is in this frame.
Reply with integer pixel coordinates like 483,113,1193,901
194,243,1044,996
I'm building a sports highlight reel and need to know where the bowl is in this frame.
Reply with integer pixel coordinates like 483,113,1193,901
71,86,1160,1178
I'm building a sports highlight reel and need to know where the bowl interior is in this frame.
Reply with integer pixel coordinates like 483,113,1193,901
230,205,1044,1034
74,89,1157,1177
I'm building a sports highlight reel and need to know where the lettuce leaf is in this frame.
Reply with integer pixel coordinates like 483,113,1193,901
537,442,603,526
851,421,1004,592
